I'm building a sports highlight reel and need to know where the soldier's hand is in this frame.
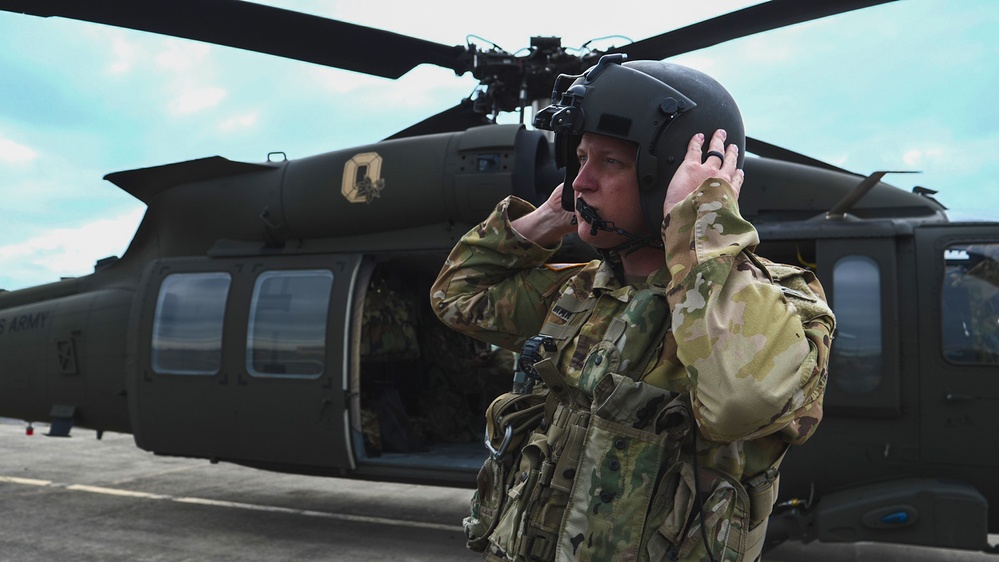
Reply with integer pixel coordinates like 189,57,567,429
510,182,577,248
663,129,744,217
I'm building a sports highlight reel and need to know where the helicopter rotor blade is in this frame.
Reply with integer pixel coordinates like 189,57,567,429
613,0,897,61
384,99,493,140
0,0,471,79
0,0,901,139
746,137,855,175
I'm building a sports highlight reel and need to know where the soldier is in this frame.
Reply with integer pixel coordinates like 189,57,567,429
431,55,834,562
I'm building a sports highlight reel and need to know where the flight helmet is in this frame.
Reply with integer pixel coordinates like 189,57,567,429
534,54,745,236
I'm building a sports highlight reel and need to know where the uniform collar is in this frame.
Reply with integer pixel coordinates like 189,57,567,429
592,260,670,299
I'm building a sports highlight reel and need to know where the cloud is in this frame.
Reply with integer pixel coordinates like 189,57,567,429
0,135,38,164
156,39,212,71
306,66,388,95
0,207,144,291
105,30,143,75
88,28,228,117
902,147,946,168
168,86,228,115
219,111,259,132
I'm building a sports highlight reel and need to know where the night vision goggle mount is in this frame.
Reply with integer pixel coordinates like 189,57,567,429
533,53,627,136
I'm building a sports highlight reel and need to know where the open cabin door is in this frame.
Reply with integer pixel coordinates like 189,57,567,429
126,254,362,474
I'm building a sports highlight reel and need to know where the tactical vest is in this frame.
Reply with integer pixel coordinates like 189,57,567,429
466,258,821,562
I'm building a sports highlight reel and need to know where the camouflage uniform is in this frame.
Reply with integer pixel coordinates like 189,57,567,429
431,180,835,561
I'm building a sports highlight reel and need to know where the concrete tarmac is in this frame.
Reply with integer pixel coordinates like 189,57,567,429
1,419,995,561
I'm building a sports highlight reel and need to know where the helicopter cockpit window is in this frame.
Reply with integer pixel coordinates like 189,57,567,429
830,255,883,394
152,272,231,375
942,243,999,364
246,270,334,378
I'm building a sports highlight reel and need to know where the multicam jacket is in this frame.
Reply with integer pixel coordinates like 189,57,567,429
431,180,835,561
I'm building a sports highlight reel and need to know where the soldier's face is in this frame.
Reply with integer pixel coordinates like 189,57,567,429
572,133,647,248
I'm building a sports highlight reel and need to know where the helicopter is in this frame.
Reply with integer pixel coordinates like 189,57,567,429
0,0,997,557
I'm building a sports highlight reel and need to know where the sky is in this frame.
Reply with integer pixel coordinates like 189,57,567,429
0,0,996,291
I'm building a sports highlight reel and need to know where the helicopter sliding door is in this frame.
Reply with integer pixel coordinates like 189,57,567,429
915,225,999,469
127,254,361,474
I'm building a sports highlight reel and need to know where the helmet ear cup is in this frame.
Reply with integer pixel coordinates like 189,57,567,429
624,60,745,230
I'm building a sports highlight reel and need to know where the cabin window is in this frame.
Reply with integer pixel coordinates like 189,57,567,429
830,256,883,394
942,243,999,364
246,269,333,378
152,272,231,375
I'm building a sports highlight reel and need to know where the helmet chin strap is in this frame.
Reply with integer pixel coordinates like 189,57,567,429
575,198,664,255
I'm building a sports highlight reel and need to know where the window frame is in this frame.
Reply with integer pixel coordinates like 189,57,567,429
829,255,885,395
245,268,335,379
818,237,901,417
940,242,999,366
150,271,232,376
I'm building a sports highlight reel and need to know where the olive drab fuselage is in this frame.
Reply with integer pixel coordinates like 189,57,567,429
431,179,835,561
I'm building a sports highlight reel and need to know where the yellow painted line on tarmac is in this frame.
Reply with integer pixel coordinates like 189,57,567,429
1,474,461,533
